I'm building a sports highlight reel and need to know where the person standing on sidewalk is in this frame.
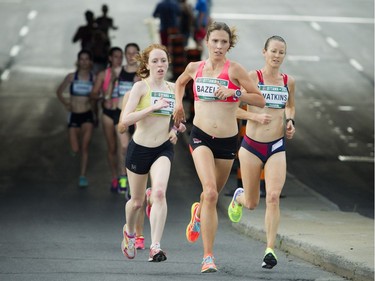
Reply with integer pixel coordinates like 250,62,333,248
228,35,296,269
56,50,95,188
119,44,185,262
173,21,265,273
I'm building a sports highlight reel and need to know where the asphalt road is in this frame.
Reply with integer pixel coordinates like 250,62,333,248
0,68,346,280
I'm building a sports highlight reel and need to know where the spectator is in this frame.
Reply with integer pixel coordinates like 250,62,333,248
153,0,181,47
179,0,194,47
193,0,209,49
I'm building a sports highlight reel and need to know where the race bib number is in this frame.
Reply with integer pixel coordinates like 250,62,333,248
151,91,175,115
72,81,93,96
118,81,134,96
195,77,229,101
259,85,288,109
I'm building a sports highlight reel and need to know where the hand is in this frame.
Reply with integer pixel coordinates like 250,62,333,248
285,121,295,139
153,97,170,111
173,103,186,126
64,102,72,111
256,113,272,125
176,123,186,133
118,122,128,134
169,130,178,145
214,83,231,100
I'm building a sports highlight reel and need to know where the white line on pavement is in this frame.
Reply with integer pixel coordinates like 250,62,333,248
326,37,339,48
349,59,364,71
9,45,20,57
338,155,374,163
19,26,29,37
13,65,74,75
211,13,374,24
287,55,320,62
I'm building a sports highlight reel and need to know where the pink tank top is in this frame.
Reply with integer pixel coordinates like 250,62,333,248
193,60,240,102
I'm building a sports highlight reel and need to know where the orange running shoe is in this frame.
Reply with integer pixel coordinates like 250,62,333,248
186,202,200,243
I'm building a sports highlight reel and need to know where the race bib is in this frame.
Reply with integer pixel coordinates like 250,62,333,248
195,77,229,101
150,91,175,116
259,85,288,109
118,81,134,97
72,80,93,96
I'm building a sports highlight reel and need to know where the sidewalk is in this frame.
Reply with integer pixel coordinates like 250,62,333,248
181,125,374,281
220,173,374,281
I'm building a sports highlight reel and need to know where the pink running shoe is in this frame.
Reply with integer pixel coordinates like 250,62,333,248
135,235,145,250
148,243,167,262
145,187,152,218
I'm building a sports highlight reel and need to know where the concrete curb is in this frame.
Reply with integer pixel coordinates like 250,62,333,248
218,187,374,281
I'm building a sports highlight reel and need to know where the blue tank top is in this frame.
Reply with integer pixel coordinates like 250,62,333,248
70,71,94,97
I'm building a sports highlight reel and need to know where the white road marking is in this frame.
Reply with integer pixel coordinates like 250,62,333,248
211,13,374,24
14,65,74,75
338,105,354,111
326,37,339,48
310,21,322,31
338,155,374,163
19,26,29,37
349,59,364,71
9,45,20,57
287,55,320,62
28,10,37,20
1,69,10,81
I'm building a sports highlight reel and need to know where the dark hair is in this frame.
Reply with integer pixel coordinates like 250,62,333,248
136,44,171,79
84,10,94,22
108,46,123,57
205,21,238,50
124,43,140,53
77,49,92,60
264,35,287,51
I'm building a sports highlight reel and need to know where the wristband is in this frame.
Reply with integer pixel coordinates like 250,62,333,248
286,118,295,126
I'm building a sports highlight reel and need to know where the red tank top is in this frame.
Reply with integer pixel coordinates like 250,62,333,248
193,60,240,102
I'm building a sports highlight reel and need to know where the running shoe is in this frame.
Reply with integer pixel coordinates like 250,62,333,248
186,202,201,243
148,243,167,262
135,235,145,250
201,255,217,273
110,178,118,193
145,187,152,219
78,176,88,188
121,224,136,259
228,187,244,223
118,176,127,195
262,248,278,269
